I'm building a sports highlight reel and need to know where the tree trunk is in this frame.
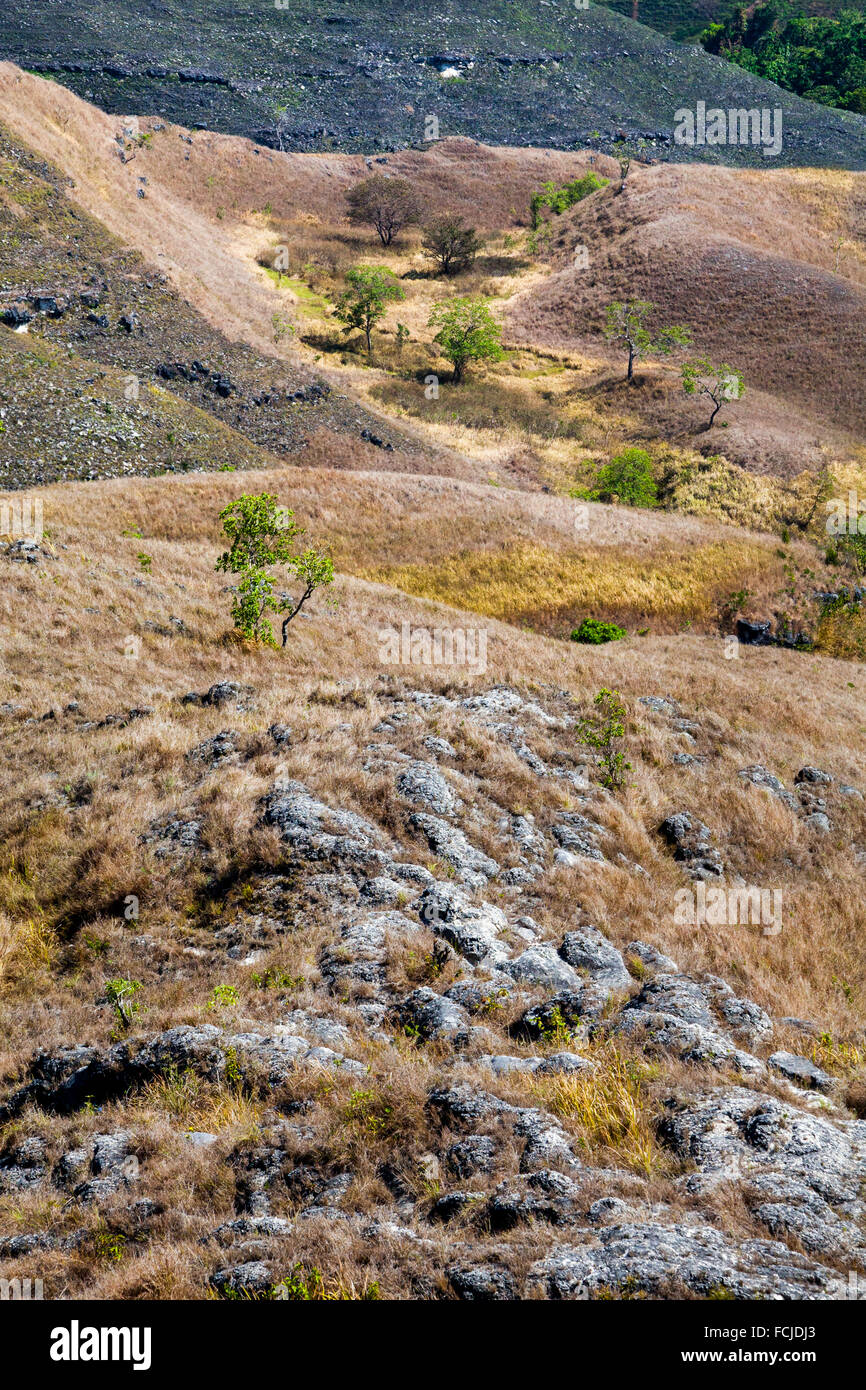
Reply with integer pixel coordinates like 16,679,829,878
281,585,315,646
627,345,635,381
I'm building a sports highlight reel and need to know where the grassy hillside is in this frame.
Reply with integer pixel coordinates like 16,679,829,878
1,71,866,1307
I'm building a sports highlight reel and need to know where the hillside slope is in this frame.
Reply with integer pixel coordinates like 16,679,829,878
1,74,866,1306
1,1,865,165
0,463,865,1301
506,162,866,462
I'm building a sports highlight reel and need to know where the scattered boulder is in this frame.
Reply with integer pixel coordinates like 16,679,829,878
527,1221,838,1300
768,1051,833,1093
396,761,460,816
657,812,723,879
395,988,469,1043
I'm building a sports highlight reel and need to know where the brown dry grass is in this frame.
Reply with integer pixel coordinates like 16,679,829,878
1,72,865,1299
506,162,866,467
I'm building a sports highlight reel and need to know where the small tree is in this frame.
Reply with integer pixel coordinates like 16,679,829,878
604,300,692,382
681,357,745,428
421,216,484,275
215,493,333,647
428,296,504,383
335,265,404,355
576,688,631,791
280,547,335,646
588,447,657,507
345,174,423,246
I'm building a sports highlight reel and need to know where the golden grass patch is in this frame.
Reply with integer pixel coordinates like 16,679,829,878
361,538,780,634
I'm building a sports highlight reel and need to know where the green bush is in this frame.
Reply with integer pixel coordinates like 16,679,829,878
529,171,609,229
571,618,627,644
585,447,658,508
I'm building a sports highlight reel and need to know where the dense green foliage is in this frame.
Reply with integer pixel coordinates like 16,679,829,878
581,448,659,508
428,297,504,382
701,3,866,112
529,171,609,230
335,266,405,354
216,493,334,646
571,619,628,644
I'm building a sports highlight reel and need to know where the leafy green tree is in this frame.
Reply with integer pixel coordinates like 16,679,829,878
586,447,658,507
700,4,866,112
345,174,423,246
529,171,608,229
280,547,335,646
681,358,745,428
604,300,692,381
421,216,484,275
576,688,632,791
335,265,404,354
428,296,504,383
215,493,334,647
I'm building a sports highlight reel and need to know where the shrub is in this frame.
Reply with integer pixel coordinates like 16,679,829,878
105,977,143,1029
529,170,608,228
345,174,422,246
586,447,657,508
421,216,483,275
571,618,626,644
576,687,631,790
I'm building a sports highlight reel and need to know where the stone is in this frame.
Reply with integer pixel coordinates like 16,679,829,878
768,1051,833,1093
660,1087,866,1209
396,761,460,816
795,767,832,785
210,1261,273,1295
395,988,469,1043
625,941,679,974
506,945,581,993
559,926,631,992
657,812,723,878
409,812,499,886
738,765,798,810
527,1222,838,1300
447,1264,517,1301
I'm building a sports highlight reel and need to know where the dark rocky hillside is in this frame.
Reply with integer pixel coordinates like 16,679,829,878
1,0,864,165
0,126,431,487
